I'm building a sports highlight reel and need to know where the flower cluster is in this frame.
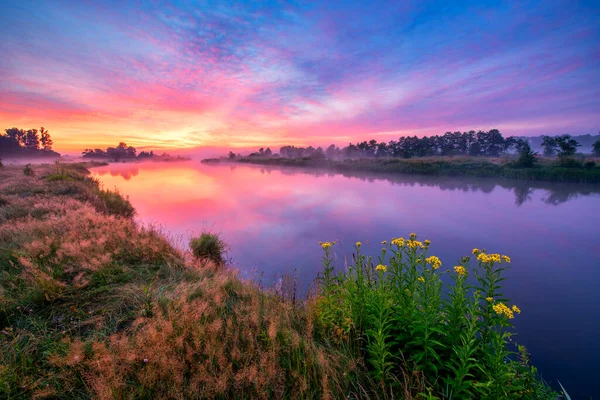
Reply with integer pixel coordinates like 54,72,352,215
319,241,334,249
425,256,442,270
454,266,467,275
391,237,405,247
375,264,387,272
476,252,510,264
492,302,521,319
406,240,425,250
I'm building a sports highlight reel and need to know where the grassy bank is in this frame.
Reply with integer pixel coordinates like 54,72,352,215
231,155,600,183
0,163,558,398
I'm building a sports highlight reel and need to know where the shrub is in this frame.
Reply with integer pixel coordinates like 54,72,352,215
314,236,556,398
189,232,227,265
557,157,583,168
97,188,135,217
0,197,7,207
23,163,34,176
584,161,596,170
516,143,538,168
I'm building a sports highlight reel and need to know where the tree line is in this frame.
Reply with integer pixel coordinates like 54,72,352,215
241,130,600,160
82,143,166,161
0,127,59,157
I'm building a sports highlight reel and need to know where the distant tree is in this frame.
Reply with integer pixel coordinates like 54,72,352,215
5,127,26,147
325,144,337,159
39,127,53,151
593,139,600,156
541,136,558,156
259,147,264,155
314,146,325,159
228,151,236,159
516,142,538,168
554,135,580,158
264,147,272,156
24,129,40,150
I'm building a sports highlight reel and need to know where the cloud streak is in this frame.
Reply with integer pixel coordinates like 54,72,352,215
0,0,598,151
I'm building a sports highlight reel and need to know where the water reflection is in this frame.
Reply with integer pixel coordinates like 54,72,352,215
227,164,600,207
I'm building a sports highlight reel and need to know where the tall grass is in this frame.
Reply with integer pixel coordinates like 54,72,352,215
313,237,557,398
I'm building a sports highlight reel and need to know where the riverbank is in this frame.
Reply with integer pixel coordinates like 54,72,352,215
214,155,600,183
0,163,559,398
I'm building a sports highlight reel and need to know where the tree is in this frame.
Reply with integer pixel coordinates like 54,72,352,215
264,147,272,156
24,129,40,150
39,127,53,151
516,142,537,168
593,139,600,156
5,128,26,147
554,135,580,158
541,136,557,156
228,151,236,159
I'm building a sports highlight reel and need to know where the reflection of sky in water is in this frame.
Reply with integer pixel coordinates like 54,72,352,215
92,161,600,397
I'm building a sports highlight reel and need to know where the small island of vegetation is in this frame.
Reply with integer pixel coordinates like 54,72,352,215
82,142,190,162
208,130,600,183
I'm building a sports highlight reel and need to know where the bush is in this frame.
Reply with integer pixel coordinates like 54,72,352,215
97,188,135,217
0,197,8,207
584,161,596,170
314,236,556,398
557,156,583,168
189,232,227,265
23,163,34,176
516,143,538,168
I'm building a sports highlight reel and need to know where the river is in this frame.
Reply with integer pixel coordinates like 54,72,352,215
91,160,600,397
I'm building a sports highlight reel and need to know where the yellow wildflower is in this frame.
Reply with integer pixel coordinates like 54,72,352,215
375,264,387,272
417,276,425,283
416,257,422,263
410,233,417,239
426,256,442,270
502,255,511,263
486,297,493,302
454,266,466,275
512,305,521,314
320,242,332,249
424,239,431,247
391,237,405,247
355,241,362,247
381,240,387,245
492,302,515,319
472,248,480,255
407,240,424,249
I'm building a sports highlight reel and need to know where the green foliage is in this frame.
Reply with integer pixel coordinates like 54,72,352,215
555,135,580,157
97,188,135,217
23,163,34,176
516,142,538,168
189,232,227,265
314,236,556,399
593,140,600,156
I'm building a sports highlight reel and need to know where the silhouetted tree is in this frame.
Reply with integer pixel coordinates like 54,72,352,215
541,136,558,156
39,127,53,151
264,147,272,156
516,142,537,168
554,135,580,158
593,139,600,156
228,151,236,159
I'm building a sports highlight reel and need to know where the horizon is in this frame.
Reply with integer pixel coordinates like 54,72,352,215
1,1,599,153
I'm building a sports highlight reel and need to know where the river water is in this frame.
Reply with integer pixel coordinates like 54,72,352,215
91,160,600,397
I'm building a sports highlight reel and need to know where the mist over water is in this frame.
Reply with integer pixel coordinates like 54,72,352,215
91,160,600,397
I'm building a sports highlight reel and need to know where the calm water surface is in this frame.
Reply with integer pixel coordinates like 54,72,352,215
92,160,600,397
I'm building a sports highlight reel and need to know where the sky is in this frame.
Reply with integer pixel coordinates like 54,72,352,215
0,0,599,153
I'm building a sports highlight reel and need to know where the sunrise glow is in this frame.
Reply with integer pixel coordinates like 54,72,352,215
1,1,598,153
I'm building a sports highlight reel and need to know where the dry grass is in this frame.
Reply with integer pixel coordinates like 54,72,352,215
0,163,358,399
